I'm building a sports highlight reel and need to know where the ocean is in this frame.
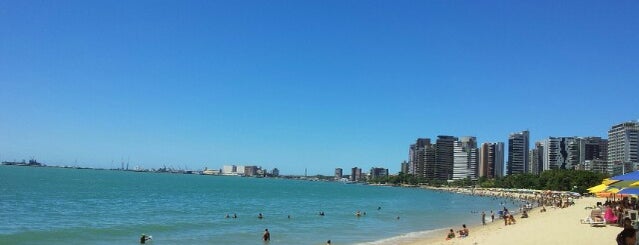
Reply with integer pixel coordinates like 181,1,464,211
0,165,521,245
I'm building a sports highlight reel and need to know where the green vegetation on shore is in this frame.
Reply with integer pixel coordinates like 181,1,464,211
369,170,607,194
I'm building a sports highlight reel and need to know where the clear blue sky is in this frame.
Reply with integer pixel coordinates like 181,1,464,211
1,1,637,175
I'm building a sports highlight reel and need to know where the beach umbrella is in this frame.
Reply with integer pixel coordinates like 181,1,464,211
603,178,621,185
608,187,621,194
588,184,609,193
618,187,639,195
611,171,639,181
609,180,639,188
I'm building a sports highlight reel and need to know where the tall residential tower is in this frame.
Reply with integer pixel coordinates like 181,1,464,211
608,121,639,173
508,130,529,175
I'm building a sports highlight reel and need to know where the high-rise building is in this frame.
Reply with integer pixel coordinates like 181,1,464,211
608,121,639,173
479,142,505,178
508,130,529,175
436,135,458,180
529,142,544,175
579,137,608,163
452,136,478,180
409,138,430,176
370,167,389,179
583,159,621,176
409,138,437,179
409,136,461,181
244,166,258,176
400,161,409,174
351,167,362,182
335,168,343,179
543,137,580,170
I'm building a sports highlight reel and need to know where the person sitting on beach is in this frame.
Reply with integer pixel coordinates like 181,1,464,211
521,210,528,218
457,224,469,237
540,206,546,213
446,229,455,240
616,227,637,245
509,214,517,224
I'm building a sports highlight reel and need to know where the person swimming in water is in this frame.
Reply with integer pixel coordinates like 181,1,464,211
258,213,263,219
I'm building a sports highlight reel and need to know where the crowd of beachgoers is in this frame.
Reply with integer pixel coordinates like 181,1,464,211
422,186,582,241
426,186,578,209
418,186,639,245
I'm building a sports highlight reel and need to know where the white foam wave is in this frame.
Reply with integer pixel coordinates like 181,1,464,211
353,228,448,245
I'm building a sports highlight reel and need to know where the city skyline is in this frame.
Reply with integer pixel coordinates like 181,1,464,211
1,1,638,175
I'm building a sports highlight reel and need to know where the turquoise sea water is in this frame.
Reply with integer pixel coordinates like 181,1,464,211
0,166,521,245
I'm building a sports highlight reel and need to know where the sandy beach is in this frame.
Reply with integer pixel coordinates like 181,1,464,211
405,196,620,245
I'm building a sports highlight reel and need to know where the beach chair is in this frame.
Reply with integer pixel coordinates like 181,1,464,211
624,210,639,228
581,209,605,226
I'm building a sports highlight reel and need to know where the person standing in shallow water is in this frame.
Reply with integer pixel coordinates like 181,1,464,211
139,234,151,244
481,211,486,225
263,229,270,242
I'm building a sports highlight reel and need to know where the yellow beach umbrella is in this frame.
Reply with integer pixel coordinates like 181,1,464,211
630,181,639,187
588,184,609,193
602,178,621,185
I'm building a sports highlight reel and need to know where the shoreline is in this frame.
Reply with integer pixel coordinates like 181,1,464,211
394,192,620,245
358,187,539,245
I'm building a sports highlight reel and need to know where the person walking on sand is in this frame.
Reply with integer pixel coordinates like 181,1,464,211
263,229,270,242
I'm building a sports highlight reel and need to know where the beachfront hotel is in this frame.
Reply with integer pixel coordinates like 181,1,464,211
507,130,530,175
608,120,639,173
